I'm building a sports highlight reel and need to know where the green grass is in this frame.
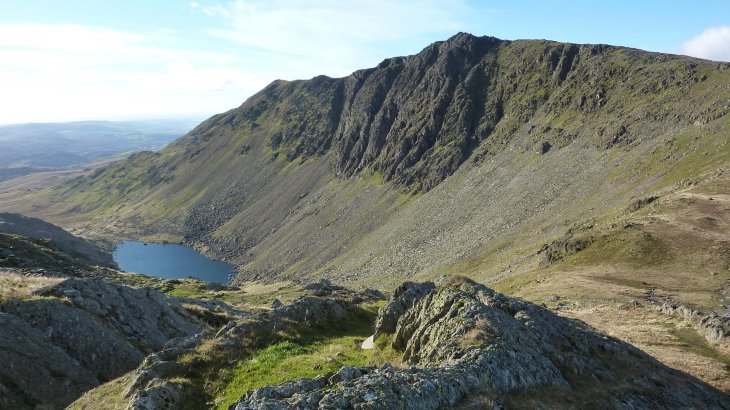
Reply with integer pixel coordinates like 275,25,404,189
171,303,400,410
215,332,394,409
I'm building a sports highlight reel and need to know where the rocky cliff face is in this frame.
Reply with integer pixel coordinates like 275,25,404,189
230,279,729,409
0,278,201,409
193,33,727,191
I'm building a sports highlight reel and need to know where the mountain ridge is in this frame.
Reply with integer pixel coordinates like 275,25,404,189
6,32,730,291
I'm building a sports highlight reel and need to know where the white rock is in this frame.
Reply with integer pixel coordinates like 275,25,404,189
361,335,375,350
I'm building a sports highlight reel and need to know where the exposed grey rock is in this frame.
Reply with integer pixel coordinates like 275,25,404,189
175,295,252,317
657,301,729,342
302,279,386,303
34,277,201,352
373,281,435,338
127,379,184,410
1,298,144,382
0,312,97,409
0,278,202,409
537,232,590,265
221,295,353,341
121,333,204,407
230,280,729,409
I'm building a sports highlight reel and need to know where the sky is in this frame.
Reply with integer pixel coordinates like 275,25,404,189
1,1,729,124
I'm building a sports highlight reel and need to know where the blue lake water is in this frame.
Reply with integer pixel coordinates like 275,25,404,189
113,241,234,284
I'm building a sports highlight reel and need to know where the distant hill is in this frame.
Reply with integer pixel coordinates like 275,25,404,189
0,119,200,180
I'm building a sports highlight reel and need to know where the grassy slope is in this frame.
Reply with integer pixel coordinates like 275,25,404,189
490,169,730,391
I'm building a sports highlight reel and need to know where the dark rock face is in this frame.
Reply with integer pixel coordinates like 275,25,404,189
0,278,201,409
212,34,586,192
230,280,729,409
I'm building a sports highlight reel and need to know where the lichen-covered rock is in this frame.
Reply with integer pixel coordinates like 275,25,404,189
657,301,730,343
373,281,435,338
303,279,386,303
229,280,729,409
126,379,184,410
220,295,355,343
120,333,204,408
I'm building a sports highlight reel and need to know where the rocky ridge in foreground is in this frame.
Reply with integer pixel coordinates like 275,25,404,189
0,278,201,409
230,278,729,409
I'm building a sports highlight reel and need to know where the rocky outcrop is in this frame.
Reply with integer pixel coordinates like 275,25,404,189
657,301,730,343
373,281,435,337
124,335,204,410
626,195,659,213
303,279,386,302
218,290,378,343
537,231,591,265
34,278,201,352
0,278,201,409
2,298,145,381
230,280,729,409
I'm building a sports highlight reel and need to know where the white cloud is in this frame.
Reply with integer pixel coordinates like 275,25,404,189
201,0,477,77
681,26,730,62
0,24,269,123
0,2,485,124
